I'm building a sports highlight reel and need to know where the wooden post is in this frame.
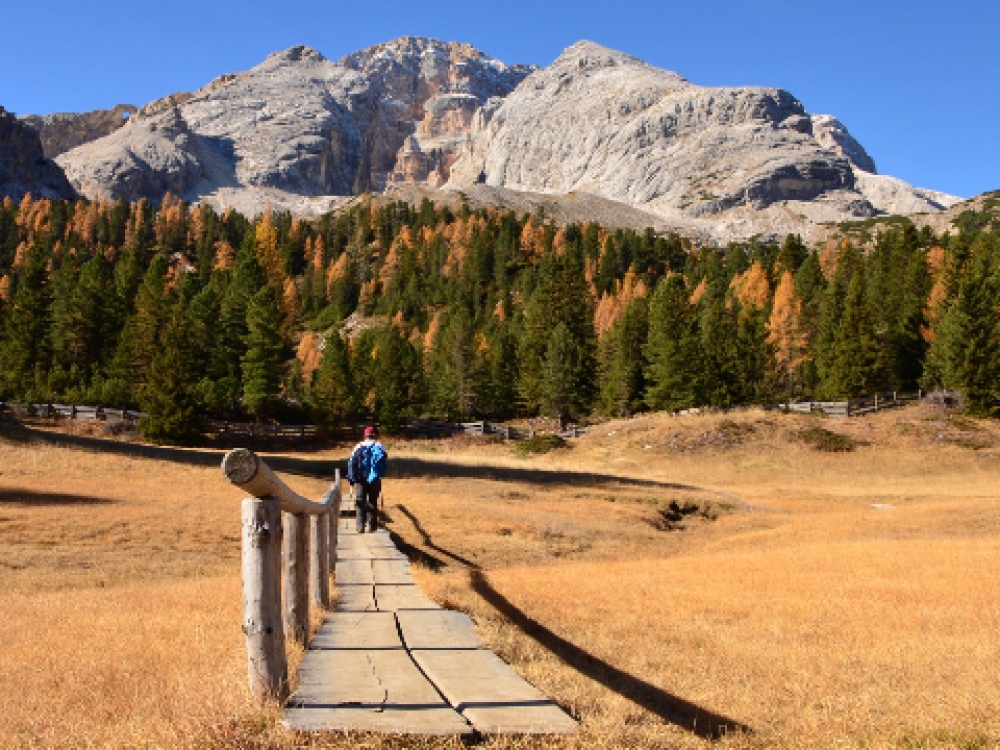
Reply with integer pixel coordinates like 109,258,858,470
284,512,310,646
874,394,879,412
241,496,288,702
327,470,340,572
310,512,330,608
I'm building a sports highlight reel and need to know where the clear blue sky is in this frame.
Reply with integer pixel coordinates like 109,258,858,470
2,0,996,198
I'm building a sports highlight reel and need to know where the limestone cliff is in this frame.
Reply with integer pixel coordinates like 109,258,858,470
0,107,76,201
57,38,532,210
20,104,138,158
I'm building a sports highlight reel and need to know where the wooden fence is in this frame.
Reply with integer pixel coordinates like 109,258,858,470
403,418,586,441
206,420,319,439
222,448,341,703
0,402,146,424
765,389,960,418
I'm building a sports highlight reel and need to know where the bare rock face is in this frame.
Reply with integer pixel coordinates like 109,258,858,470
447,42,872,227
58,105,207,202
0,106,76,201
340,37,535,191
20,104,138,158
56,38,533,207
50,36,959,239
810,114,877,174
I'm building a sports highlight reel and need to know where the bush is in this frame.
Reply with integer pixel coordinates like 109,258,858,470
515,434,567,456
798,426,859,452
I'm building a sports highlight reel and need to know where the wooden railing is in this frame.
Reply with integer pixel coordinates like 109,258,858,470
207,420,319,439
765,389,960,418
221,448,341,703
0,402,146,423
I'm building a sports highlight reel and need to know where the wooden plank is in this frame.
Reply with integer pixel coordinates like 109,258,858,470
310,611,401,650
397,610,483,650
335,584,377,612
374,584,440,612
286,649,471,735
410,649,578,734
372,559,413,585
336,559,374,586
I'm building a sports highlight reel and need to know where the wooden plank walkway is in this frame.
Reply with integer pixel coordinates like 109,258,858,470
284,516,578,736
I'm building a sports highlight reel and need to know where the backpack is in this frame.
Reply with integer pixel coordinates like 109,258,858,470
349,440,388,484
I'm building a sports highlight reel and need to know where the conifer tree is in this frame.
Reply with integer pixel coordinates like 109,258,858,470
598,296,648,416
645,274,703,411
139,295,203,445
2,240,52,398
540,323,583,429
923,234,1000,414
768,270,809,399
828,266,882,397
427,307,480,420
310,329,357,426
242,284,284,418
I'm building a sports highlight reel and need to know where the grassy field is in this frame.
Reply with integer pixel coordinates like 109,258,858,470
1,404,998,749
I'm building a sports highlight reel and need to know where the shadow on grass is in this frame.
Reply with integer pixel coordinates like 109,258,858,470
1,423,708,494
391,504,751,741
0,487,114,505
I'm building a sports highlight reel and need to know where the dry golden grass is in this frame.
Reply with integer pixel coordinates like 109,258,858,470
1,404,999,749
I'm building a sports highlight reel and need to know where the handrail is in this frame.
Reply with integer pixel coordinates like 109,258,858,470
222,448,336,515
222,447,341,703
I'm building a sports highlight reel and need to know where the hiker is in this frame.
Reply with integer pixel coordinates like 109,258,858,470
347,426,388,533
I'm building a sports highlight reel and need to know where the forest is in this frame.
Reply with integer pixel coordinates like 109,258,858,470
1,191,999,443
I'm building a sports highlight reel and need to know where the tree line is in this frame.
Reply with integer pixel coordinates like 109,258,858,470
1,190,998,443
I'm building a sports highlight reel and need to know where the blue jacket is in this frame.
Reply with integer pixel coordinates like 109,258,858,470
348,439,388,484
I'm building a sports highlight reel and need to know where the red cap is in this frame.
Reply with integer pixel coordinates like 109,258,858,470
364,426,375,437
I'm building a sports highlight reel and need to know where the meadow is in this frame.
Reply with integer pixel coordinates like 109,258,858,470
1,404,998,749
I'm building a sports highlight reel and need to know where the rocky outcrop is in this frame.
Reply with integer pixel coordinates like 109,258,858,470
810,114,877,173
445,41,961,238
853,169,962,214
0,106,76,201
446,42,874,227
57,105,207,202
20,104,137,158
57,38,532,207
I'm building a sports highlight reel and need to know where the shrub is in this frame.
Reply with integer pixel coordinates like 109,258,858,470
798,426,859,452
515,434,567,456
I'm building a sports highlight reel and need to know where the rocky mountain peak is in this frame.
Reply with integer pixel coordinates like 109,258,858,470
810,114,877,173
267,45,328,65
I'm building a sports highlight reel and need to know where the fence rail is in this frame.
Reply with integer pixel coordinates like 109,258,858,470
0,402,147,424
763,389,960,418
222,448,340,703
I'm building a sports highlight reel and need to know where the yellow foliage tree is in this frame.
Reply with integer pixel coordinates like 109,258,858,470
768,271,809,393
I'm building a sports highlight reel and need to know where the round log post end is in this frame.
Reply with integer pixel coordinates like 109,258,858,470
223,448,259,485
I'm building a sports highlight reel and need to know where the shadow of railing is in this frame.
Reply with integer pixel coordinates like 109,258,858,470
390,504,751,740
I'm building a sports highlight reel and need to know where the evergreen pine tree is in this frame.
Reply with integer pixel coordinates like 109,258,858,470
923,235,1000,414
310,329,357,426
644,275,703,411
139,295,203,445
242,284,284,418
598,296,648,416
540,323,583,429
2,241,52,398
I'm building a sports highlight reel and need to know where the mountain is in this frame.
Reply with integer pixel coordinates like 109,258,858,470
444,41,961,241
0,107,76,201
50,37,960,240
19,104,137,158
55,38,533,217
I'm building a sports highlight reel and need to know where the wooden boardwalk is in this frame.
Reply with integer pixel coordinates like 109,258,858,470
284,513,578,735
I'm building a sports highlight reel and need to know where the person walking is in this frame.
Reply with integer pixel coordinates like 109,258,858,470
347,426,388,533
